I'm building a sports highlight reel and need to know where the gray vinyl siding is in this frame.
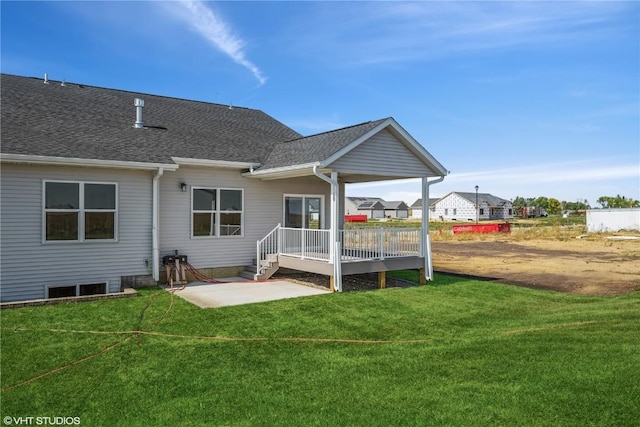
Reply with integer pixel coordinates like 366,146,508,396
0,164,153,302
159,167,331,270
329,129,434,176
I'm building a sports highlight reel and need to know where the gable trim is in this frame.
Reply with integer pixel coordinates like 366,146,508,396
321,118,448,176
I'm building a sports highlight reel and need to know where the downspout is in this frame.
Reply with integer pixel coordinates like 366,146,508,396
422,175,445,281
313,166,341,292
152,167,164,282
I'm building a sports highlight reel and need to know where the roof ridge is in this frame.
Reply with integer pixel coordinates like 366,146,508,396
0,73,255,111
284,117,390,142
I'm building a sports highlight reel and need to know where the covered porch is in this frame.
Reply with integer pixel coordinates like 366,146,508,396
245,117,448,291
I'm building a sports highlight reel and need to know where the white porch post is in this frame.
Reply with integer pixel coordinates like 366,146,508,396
313,167,342,292
421,176,431,280
331,172,341,292
422,176,446,281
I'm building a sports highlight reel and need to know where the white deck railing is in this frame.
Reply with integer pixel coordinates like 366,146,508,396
341,227,421,260
280,227,331,261
267,226,421,263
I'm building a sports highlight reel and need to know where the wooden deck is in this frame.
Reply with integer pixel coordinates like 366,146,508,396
258,225,426,278
278,254,425,276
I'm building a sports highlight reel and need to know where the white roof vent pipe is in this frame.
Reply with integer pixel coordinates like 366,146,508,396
134,98,145,129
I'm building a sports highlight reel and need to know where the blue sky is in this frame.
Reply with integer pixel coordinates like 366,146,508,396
2,1,638,206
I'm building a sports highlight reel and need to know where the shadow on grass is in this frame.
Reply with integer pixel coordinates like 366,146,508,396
388,270,501,288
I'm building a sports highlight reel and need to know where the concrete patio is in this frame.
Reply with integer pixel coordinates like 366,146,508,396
168,278,330,308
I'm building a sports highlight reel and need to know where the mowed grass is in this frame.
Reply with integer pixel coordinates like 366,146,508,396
1,275,639,426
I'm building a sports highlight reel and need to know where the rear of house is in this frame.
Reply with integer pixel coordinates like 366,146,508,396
1,73,448,302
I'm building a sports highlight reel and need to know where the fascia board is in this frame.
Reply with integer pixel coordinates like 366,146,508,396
171,157,260,169
0,153,179,171
242,162,321,178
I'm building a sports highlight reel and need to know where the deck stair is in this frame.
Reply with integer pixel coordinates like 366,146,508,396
240,255,279,281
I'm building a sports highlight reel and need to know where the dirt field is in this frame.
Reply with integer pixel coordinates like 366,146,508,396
431,235,640,296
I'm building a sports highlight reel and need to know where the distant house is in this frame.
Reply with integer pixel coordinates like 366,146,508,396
432,192,513,221
383,201,409,218
345,197,386,219
345,197,409,219
410,198,439,219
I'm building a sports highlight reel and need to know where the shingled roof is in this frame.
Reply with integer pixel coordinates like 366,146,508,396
2,74,448,179
1,74,302,166
259,119,388,170
454,192,511,207
410,198,439,208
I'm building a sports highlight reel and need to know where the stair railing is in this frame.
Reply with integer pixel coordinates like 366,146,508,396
256,223,281,276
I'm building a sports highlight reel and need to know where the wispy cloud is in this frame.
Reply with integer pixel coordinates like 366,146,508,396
448,161,639,184
163,0,266,85
294,2,633,66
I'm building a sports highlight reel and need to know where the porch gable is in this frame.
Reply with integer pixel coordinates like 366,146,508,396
328,128,436,180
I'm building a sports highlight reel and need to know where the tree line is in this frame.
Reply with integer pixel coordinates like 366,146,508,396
512,195,639,215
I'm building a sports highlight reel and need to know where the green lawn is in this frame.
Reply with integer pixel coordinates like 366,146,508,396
1,275,638,426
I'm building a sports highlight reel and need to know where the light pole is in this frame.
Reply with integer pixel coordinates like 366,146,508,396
475,185,479,223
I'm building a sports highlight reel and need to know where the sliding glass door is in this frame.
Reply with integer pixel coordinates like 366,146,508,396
284,195,323,229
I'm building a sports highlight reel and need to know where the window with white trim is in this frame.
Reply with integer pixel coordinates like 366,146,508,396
44,181,117,242
192,188,243,237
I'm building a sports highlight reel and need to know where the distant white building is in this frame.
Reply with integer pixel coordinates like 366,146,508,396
586,208,640,232
410,198,439,219
432,192,513,221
